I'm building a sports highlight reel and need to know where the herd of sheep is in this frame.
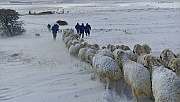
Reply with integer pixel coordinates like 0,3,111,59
62,29,180,102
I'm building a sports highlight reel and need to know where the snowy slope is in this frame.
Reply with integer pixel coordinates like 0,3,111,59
0,1,180,102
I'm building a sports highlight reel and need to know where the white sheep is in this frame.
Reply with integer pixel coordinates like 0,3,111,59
160,49,176,67
78,48,88,62
133,44,142,55
115,49,138,62
143,55,180,102
168,58,180,77
62,29,74,41
66,39,73,49
107,44,116,52
141,44,151,54
113,48,123,60
137,53,158,64
67,39,86,49
69,44,81,57
124,50,139,62
92,54,122,90
64,36,72,46
133,44,151,55
91,44,100,51
117,51,152,102
85,48,96,65
96,49,114,59
137,53,151,65
122,45,131,51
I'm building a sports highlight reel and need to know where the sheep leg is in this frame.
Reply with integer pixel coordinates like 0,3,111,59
123,80,128,94
114,81,119,92
131,87,138,102
106,77,110,91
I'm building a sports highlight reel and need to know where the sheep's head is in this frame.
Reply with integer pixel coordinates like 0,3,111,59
123,46,130,51
107,44,115,52
168,58,175,71
142,44,151,54
133,44,142,55
80,43,85,48
144,55,161,70
116,51,129,62
71,35,80,40
92,44,100,51
169,58,180,72
160,49,175,61
107,44,111,49
117,50,124,59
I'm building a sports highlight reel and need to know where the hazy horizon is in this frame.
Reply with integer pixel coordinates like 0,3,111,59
0,0,179,3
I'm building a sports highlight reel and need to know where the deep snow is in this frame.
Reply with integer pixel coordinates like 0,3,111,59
0,1,180,102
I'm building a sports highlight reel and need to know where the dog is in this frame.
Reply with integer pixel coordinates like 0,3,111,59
35,33,40,37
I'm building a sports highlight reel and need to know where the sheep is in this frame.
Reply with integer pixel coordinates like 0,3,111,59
113,49,123,60
64,36,72,46
160,49,176,67
91,44,100,51
85,48,96,65
71,39,79,45
143,55,180,102
92,54,122,90
67,39,86,49
133,44,142,55
116,51,152,102
122,45,131,51
96,49,114,59
66,39,79,49
137,52,161,64
141,44,151,54
62,29,74,41
70,34,80,40
107,44,116,52
115,49,138,62
124,50,139,62
133,44,151,55
69,44,81,57
168,58,180,77
78,48,88,62
66,39,73,49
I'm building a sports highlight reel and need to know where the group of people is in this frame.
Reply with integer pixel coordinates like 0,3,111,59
75,23,91,38
47,22,91,40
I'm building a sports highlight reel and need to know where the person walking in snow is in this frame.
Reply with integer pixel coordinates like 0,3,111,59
75,23,80,34
85,23,91,36
79,23,85,38
47,24,51,31
51,24,59,40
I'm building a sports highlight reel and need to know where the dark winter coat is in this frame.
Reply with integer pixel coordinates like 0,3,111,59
51,25,59,34
47,24,51,29
79,24,85,34
85,24,91,34
75,23,80,33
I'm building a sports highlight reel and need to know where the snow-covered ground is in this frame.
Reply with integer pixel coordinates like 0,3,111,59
0,1,180,102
